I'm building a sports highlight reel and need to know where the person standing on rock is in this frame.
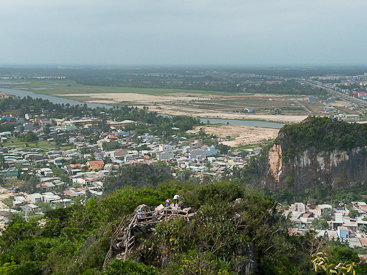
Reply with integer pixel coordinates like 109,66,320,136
165,198,171,207
173,194,179,206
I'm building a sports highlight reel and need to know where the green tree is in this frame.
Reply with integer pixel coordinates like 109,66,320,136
312,218,329,230
348,209,359,219
24,131,38,142
359,225,367,234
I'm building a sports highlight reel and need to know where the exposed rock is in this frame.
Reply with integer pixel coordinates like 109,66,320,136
231,213,242,225
235,260,256,275
176,172,186,181
236,245,256,274
161,256,173,267
155,204,165,212
134,204,150,213
182,207,192,213
246,142,367,193
132,256,142,263
234,198,243,204
41,264,52,274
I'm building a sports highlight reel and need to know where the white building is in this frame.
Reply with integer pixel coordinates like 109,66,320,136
27,193,43,203
157,152,174,161
159,145,175,152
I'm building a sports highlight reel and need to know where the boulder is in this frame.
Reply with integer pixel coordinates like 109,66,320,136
155,204,165,212
234,198,243,204
134,204,150,213
161,256,173,267
231,213,242,224
182,207,192,213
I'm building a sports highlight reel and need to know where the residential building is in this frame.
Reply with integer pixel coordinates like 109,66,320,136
201,145,218,156
157,151,174,161
337,227,350,239
27,193,43,203
159,144,175,152
190,149,206,161
325,106,336,112
243,107,254,113
0,169,18,180
86,160,104,171
308,96,318,103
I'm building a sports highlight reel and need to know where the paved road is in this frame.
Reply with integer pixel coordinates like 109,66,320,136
295,100,311,113
301,80,367,106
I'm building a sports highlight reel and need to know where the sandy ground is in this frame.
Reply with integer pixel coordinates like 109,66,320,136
60,92,217,103
60,92,309,123
187,125,280,147
0,93,10,99
0,187,12,209
147,105,308,123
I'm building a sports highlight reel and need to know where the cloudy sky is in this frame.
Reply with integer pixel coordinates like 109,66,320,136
1,0,366,66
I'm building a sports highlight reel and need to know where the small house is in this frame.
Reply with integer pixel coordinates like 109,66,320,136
337,226,349,239
243,107,254,113
86,160,105,171
308,96,318,103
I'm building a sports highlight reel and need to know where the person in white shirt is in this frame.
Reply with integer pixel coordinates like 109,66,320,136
173,194,179,206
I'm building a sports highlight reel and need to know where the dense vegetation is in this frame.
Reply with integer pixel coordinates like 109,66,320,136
0,181,365,274
103,163,173,194
4,66,360,95
1,66,367,79
279,116,367,159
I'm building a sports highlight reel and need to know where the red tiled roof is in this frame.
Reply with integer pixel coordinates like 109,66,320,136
360,238,367,247
87,160,104,165
70,164,83,168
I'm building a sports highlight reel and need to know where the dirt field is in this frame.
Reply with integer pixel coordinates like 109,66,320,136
187,125,280,147
147,105,308,123
64,93,309,123
58,92,355,123
0,187,12,209
60,92,217,103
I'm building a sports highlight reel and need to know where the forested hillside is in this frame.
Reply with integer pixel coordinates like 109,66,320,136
103,163,173,194
0,181,364,274
279,116,367,160
237,116,367,205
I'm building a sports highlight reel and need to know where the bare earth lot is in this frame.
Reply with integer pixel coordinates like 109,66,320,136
61,92,309,123
187,125,280,147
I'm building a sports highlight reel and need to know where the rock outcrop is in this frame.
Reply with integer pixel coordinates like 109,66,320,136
246,134,367,193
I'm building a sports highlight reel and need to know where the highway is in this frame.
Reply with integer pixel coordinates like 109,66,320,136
300,80,367,107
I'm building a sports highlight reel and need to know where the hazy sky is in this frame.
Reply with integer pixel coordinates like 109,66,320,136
1,0,366,66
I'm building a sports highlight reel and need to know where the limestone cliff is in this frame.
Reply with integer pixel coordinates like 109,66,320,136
243,117,367,193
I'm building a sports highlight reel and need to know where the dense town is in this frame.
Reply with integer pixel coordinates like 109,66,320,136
2,110,367,253
0,109,259,227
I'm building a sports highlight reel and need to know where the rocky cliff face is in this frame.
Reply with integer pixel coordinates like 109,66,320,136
247,136,367,193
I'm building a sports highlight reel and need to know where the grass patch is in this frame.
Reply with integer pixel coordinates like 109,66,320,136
197,117,286,126
2,196,14,207
6,79,243,97
1,179,24,189
234,144,263,150
234,139,274,150
2,137,73,151
205,124,225,128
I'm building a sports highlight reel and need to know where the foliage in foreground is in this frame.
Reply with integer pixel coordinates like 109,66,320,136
0,181,365,274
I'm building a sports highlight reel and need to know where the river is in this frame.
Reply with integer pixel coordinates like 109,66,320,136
0,87,285,129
